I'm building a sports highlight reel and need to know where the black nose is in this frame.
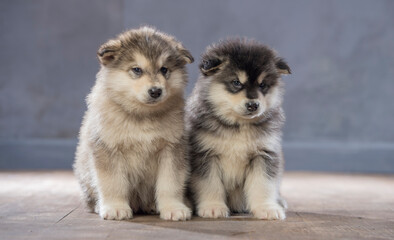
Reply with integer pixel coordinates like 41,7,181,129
148,87,162,99
245,101,259,112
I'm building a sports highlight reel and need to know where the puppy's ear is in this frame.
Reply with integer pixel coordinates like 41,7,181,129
275,58,291,75
97,39,122,66
176,44,194,64
199,57,225,76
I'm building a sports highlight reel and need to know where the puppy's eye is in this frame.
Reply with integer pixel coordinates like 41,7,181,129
160,67,168,75
131,67,142,75
232,79,242,88
260,82,268,90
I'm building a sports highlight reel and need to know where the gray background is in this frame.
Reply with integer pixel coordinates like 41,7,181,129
1,0,393,172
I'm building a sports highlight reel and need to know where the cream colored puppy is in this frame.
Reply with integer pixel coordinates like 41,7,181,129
73,27,194,221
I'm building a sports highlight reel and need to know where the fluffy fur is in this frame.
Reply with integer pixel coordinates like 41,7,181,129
186,39,291,220
73,26,194,221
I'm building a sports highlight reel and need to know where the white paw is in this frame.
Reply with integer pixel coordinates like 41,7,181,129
160,203,192,221
99,203,133,220
197,203,229,218
252,203,285,220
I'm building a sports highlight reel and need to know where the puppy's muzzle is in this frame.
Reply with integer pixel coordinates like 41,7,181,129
148,87,162,99
245,101,259,112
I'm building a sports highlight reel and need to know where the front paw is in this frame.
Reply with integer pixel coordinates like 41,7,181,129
252,203,285,220
160,203,192,221
197,203,229,218
99,203,133,220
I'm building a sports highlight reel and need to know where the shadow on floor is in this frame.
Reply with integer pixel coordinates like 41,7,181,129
117,211,393,239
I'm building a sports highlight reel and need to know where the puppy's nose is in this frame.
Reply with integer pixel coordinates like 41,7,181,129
245,101,259,112
148,87,162,99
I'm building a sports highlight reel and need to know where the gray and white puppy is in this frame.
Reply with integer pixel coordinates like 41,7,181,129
186,39,291,220
73,27,194,221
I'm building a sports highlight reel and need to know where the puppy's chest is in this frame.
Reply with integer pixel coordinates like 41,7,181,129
198,129,260,188
98,115,181,151
122,148,160,179
201,127,258,155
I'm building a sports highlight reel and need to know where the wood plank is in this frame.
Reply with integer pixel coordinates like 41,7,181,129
0,171,393,239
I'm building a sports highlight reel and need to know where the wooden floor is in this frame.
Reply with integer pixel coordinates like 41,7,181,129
0,171,393,240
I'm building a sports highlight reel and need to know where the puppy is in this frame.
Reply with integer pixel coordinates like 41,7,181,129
186,39,291,220
73,27,194,221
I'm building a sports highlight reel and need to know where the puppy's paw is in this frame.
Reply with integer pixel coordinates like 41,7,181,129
160,203,192,221
252,203,285,220
99,203,133,220
197,203,229,218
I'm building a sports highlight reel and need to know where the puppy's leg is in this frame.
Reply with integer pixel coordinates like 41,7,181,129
194,158,229,218
93,146,132,220
244,153,285,220
156,145,191,221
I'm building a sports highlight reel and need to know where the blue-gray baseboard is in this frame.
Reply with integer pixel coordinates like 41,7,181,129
0,139,393,173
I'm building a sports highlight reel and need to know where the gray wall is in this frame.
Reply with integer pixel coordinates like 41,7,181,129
1,0,393,172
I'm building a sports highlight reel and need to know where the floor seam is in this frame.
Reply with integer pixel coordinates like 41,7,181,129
56,205,80,224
